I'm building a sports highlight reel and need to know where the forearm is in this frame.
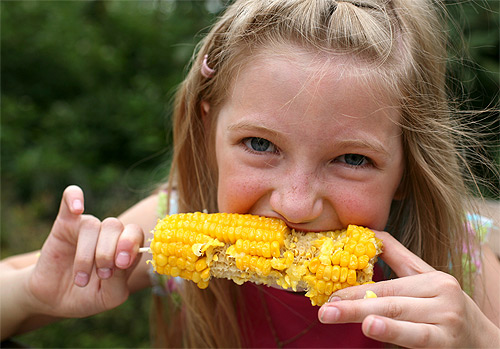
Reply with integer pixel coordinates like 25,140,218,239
1,265,36,340
1,253,63,340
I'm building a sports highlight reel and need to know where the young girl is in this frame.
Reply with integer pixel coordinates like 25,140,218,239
2,0,499,347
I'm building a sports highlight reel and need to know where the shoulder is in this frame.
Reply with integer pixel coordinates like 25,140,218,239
467,198,499,257
474,199,500,257
119,194,160,234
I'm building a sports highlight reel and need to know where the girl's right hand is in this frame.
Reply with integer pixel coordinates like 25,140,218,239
25,185,144,319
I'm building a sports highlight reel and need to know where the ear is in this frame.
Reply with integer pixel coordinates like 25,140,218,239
200,100,211,133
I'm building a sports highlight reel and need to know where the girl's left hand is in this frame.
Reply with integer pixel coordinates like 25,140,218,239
318,231,500,348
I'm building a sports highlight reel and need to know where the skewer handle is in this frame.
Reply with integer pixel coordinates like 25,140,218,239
139,247,151,253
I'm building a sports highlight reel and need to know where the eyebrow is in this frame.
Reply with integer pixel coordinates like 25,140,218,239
335,138,391,157
227,120,281,138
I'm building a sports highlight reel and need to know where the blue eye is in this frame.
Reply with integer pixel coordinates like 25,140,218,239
337,154,369,167
243,137,277,153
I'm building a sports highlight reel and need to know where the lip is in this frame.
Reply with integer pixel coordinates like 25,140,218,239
263,213,340,233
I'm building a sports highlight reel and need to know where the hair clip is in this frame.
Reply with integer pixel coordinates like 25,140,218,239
201,54,215,78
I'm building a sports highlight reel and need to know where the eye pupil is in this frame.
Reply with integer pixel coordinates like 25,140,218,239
251,138,271,151
344,154,365,166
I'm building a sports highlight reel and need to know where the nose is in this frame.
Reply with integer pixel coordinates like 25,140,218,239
269,170,323,225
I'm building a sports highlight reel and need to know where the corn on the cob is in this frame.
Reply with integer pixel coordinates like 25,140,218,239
149,212,382,306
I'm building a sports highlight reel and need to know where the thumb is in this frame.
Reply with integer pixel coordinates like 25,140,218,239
50,185,85,242
375,230,435,277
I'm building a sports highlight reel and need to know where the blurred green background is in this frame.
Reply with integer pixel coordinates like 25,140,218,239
1,0,498,347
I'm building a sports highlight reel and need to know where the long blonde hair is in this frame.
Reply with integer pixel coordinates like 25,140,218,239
156,0,489,346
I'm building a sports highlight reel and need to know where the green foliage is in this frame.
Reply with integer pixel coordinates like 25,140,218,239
1,0,220,250
446,1,499,198
1,0,497,347
1,0,221,347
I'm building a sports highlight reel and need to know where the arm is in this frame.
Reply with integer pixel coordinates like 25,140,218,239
474,244,500,326
0,186,155,340
474,198,500,257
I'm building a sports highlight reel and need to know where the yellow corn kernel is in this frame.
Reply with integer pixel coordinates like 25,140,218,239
354,243,366,257
309,257,320,273
340,266,348,283
323,265,332,281
156,254,168,267
192,271,201,283
357,255,369,270
330,249,342,265
176,257,186,269
325,281,334,295
317,280,326,294
340,251,350,267
271,241,281,258
331,265,340,282
168,255,177,266
170,266,180,277
366,242,377,259
348,254,358,270
347,269,357,285
262,242,271,258
197,280,209,289
364,290,377,299
316,264,326,280
200,268,211,280
195,257,208,272
344,239,357,254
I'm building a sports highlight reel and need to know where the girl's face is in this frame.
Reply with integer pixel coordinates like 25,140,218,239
213,49,404,231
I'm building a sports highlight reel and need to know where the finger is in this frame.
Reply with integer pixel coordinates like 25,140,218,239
376,230,435,277
319,296,441,325
58,185,85,219
97,224,144,305
95,218,124,280
362,314,444,348
50,186,85,244
73,215,101,287
330,272,444,301
114,223,144,271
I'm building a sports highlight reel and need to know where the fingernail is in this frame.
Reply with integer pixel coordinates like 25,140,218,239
328,296,342,302
319,305,340,323
74,272,89,287
367,316,386,336
116,252,130,268
72,199,83,211
97,268,113,279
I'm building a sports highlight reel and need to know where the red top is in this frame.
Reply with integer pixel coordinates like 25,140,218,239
239,266,385,348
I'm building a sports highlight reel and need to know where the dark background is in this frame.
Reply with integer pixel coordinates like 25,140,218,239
1,0,498,347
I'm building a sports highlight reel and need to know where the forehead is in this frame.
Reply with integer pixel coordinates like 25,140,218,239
222,45,400,122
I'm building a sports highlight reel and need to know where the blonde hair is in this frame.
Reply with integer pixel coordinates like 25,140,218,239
157,0,488,346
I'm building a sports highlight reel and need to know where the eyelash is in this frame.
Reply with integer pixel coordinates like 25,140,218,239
241,137,279,154
334,154,373,169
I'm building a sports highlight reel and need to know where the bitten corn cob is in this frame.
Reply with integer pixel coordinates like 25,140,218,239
149,212,382,306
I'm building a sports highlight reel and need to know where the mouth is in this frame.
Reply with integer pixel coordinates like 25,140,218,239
266,214,343,233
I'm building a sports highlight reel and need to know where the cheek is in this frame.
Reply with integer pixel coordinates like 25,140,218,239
333,187,393,230
217,175,265,213
216,156,267,213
